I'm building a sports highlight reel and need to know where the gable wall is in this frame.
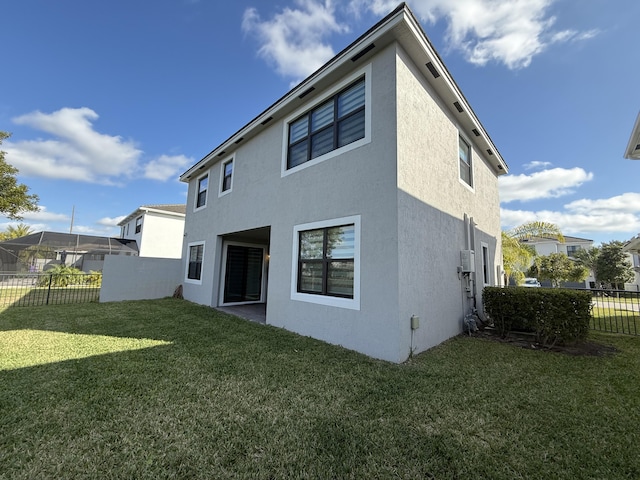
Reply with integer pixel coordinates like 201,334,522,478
394,44,503,355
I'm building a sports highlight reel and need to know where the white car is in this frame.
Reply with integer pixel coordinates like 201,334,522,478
521,277,541,287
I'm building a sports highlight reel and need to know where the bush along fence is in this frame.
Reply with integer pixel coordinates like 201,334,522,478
484,287,640,339
0,268,102,307
483,287,592,346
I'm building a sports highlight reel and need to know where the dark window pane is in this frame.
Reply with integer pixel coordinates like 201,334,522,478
288,140,308,168
300,230,324,259
197,175,208,207
222,161,233,191
311,101,334,132
300,261,323,293
289,116,308,143
188,245,203,280
326,225,355,259
310,127,334,159
337,109,365,147
460,159,471,185
327,261,354,296
338,80,365,117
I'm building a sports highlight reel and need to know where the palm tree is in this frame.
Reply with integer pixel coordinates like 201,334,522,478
502,221,564,285
0,223,34,241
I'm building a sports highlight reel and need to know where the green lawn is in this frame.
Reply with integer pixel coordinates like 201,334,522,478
1,299,639,479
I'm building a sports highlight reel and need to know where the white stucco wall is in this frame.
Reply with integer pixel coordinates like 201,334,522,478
100,255,182,303
138,213,185,258
395,44,503,357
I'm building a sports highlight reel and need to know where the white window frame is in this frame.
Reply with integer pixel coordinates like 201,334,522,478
281,64,372,178
291,215,361,310
218,155,234,197
194,171,210,211
185,241,205,285
458,134,474,191
481,242,491,286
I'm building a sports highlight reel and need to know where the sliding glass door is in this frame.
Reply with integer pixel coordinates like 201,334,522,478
223,245,264,304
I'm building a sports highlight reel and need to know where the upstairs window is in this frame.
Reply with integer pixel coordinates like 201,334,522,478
287,78,366,170
220,158,233,194
196,174,208,209
135,216,142,234
459,136,472,187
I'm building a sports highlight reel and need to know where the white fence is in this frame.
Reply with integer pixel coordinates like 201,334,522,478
100,256,183,303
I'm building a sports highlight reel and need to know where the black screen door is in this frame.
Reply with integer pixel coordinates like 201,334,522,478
224,245,263,303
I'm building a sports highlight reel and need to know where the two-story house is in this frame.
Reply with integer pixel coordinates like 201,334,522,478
118,204,186,259
179,3,509,362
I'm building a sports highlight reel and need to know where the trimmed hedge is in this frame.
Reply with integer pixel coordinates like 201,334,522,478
483,287,592,346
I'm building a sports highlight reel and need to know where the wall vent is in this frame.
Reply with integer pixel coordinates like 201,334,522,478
425,62,440,78
234,137,244,144
351,43,375,62
453,101,464,113
472,128,480,137
260,116,273,125
298,87,315,99
486,149,494,156
217,151,226,157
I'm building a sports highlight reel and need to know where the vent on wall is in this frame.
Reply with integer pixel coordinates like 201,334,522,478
486,149,494,156
260,116,273,125
217,151,226,157
234,137,244,144
298,87,315,99
453,101,464,113
472,129,480,137
425,62,440,78
351,43,375,62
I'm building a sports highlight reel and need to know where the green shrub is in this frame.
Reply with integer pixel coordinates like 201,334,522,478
38,265,87,288
483,287,592,346
85,270,103,287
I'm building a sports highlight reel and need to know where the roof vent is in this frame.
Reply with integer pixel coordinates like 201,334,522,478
635,144,640,151
234,137,244,144
486,149,494,156
425,62,440,78
261,116,273,125
351,43,375,62
298,87,315,99
453,101,464,113
472,128,480,137
217,151,226,157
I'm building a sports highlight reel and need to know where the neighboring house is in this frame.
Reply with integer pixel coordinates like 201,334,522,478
119,204,186,259
624,111,640,159
520,235,595,288
622,234,640,291
0,231,138,273
178,4,509,362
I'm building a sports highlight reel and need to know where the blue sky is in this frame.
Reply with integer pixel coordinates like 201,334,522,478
1,0,638,246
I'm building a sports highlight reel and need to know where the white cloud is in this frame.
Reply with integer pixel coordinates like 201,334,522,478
501,192,640,238
499,167,593,203
21,206,70,223
352,0,598,69
97,216,126,227
144,154,193,181
523,160,552,170
242,0,348,81
5,107,143,184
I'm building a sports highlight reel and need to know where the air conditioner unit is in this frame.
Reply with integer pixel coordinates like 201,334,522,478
461,250,475,273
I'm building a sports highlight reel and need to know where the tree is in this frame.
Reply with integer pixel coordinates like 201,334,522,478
595,241,634,289
529,252,589,287
502,221,564,285
0,223,34,241
0,132,39,220
573,247,600,284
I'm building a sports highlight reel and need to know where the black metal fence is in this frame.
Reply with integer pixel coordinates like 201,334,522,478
588,288,639,336
0,272,102,307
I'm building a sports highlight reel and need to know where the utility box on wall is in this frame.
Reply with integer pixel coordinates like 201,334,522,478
461,250,475,273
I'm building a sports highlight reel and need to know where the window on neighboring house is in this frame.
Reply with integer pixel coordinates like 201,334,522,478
297,224,355,298
196,174,208,209
135,216,142,234
221,158,233,194
459,136,472,187
187,243,204,282
287,78,366,170
566,245,581,257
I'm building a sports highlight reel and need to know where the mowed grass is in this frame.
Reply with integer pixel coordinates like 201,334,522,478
1,299,639,479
